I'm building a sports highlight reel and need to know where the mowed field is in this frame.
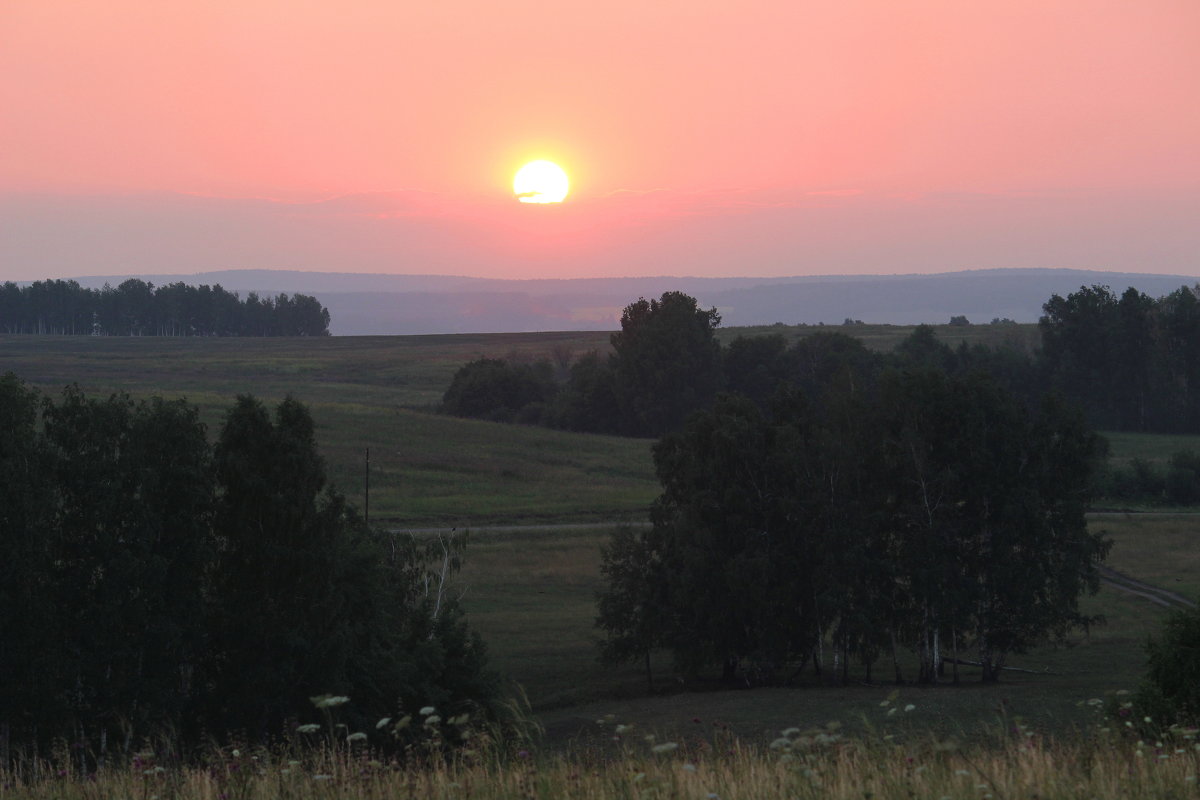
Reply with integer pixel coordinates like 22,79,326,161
0,321,1042,526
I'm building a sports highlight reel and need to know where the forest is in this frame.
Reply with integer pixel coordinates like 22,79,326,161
0,278,330,336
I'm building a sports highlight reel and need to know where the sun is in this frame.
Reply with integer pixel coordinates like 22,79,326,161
513,160,569,203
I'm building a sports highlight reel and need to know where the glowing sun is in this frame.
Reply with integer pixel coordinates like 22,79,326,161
513,160,569,203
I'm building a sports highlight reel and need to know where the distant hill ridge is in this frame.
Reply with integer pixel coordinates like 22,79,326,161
38,268,1200,335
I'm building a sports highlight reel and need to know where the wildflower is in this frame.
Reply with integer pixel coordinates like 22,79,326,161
770,738,792,750
376,717,391,729
425,715,442,725
652,742,679,754
346,732,368,743
1087,698,1103,706
682,763,697,772
1145,716,1153,723
295,724,320,734
955,770,971,776
781,727,800,738
419,706,436,716
887,708,897,716
313,774,333,781
450,713,470,726
904,704,916,713
393,715,412,731
615,724,633,734
311,695,350,709
287,761,300,767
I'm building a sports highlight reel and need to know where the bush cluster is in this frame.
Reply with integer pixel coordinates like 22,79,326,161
1093,450,1200,506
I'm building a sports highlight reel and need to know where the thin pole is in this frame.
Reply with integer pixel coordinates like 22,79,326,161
364,446,370,524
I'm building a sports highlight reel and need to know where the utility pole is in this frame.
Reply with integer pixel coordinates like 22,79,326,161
364,446,370,524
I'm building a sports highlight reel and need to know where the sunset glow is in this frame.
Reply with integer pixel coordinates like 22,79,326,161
0,0,1197,281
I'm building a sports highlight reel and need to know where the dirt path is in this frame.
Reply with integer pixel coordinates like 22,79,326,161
389,521,651,535
1096,564,1196,610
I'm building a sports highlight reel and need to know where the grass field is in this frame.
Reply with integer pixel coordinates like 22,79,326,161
0,333,656,525
0,322,1042,525
0,324,1190,524
5,327,1200,797
455,513,1198,744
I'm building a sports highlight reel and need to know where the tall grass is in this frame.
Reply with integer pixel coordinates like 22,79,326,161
5,716,1197,800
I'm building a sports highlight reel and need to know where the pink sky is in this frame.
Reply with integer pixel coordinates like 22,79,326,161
2,0,1198,281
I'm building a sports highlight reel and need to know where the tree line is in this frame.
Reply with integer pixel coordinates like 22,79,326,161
0,375,492,758
443,284,1200,440
1040,284,1200,433
0,278,331,336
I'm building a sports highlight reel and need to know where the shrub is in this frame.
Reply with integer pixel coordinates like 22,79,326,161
1166,450,1200,505
441,358,557,423
1131,603,1200,728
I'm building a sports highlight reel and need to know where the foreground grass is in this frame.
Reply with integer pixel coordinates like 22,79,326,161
5,727,1199,800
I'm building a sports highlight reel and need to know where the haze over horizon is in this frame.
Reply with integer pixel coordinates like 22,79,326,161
3,1,1198,283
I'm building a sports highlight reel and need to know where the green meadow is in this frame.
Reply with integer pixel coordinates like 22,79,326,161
457,514,1196,740
3,327,1199,798
0,322,1043,526
0,324,1190,525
